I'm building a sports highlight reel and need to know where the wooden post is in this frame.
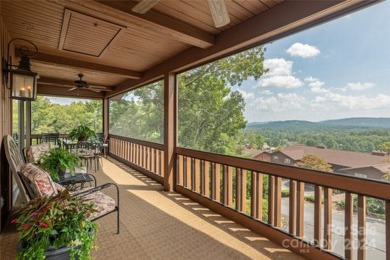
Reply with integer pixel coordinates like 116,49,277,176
345,192,353,260
324,188,332,250
289,180,297,235
26,101,31,147
268,175,275,225
296,181,305,237
274,177,281,228
386,201,390,260
163,73,176,191
357,195,366,260
103,98,109,139
314,185,322,246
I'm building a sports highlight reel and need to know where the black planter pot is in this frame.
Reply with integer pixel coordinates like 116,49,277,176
17,242,81,260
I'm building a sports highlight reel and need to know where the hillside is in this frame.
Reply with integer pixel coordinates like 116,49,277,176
247,117,390,130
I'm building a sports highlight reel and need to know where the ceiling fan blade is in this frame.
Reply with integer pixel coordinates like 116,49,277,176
132,0,160,14
87,88,102,93
68,87,77,92
207,0,230,28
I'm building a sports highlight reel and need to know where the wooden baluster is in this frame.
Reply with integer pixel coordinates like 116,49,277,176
386,201,390,260
289,180,297,235
274,177,281,228
151,148,155,173
345,192,354,260
357,195,366,260
296,181,305,237
324,188,332,250
314,185,322,246
236,168,242,212
223,166,233,207
204,161,210,197
213,163,221,202
240,169,247,214
186,156,191,188
194,159,200,193
160,151,164,176
178,155,183,186
268,175,275,225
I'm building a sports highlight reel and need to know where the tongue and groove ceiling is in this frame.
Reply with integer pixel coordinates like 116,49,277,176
0,0,373,98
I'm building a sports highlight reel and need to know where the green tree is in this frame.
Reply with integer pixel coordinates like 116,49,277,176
110,46,267,155
177,46,267,155
296,154,333,172
379,142,390,154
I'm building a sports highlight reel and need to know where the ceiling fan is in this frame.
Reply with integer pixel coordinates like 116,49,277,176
131,0,230,28
68,73,108,93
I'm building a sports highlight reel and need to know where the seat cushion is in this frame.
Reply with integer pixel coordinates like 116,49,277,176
75,189,116,220
20,163,58,197
26,143,51,163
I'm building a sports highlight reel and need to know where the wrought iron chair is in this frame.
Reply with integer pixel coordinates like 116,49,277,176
3,135,120,234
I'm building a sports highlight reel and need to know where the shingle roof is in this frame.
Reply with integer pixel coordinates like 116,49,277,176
281,144,389,168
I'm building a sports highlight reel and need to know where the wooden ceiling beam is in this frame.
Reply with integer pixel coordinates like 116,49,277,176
37,84,104,98
94,0,215,49
38,77,114,91
25,52,142,79
109,0,375,97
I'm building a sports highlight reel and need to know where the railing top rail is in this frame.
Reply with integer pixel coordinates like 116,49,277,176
109,134,164,150
176,147,390,201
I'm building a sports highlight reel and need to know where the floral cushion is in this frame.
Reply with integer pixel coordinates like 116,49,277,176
20,163,58,197
26,143,51,163
77,190,116,220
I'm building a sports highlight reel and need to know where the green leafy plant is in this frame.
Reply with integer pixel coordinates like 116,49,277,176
40,148,80,181
68,124,97,141
12,190,98,260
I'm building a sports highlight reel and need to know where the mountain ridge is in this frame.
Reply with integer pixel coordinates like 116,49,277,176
247,117,390,129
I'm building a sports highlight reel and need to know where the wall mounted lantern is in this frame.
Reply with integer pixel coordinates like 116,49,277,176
2,38,39,101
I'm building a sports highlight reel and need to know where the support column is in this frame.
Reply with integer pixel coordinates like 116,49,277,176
164,73,176,191
26,101,31,147
103,97,109,138
18,101,25,150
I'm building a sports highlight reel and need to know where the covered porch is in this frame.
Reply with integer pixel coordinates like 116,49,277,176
0,1,389,259
1,157,303,259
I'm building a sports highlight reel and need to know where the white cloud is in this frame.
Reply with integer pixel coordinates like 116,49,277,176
260,90,273,95
263,58,293,76
304,76,324,88
258,58,303,88
287,43,320,58
259,75,303,88
237,90,254,100
321,93,390,110
254,93,306,111
341,82,376,91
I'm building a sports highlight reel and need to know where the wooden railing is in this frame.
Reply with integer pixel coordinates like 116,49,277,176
108,137,389,259
30,134,69,145
108,135,164,183
176,148,390,259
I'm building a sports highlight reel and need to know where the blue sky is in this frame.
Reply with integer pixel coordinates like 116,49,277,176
233,1,390,123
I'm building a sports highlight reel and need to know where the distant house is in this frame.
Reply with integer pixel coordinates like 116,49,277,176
254,144,390,181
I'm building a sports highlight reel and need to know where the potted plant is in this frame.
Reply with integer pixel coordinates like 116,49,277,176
40,148,80,181
68,125,96,142
12,190,98,260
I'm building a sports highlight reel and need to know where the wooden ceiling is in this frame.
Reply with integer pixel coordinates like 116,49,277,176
0,0,376,98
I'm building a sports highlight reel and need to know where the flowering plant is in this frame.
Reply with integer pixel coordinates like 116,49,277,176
12,190,98,260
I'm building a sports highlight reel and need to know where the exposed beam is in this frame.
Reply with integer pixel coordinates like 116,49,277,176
109,0,376,97
95,0,215,49
24,52,142,79
38,77,114,91
37,84,104,99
